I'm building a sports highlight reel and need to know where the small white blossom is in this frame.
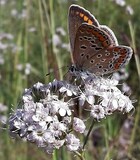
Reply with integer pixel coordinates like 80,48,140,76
59,84,77,96
0,115,7,124
19,9,27,19
50,100,72,116
90,105,105,120
28,27,36,32
44,144,54,154
56,27,66,36
52,34,61,47
22,94,33,103
11,9,18,16
43,131,55,143
73,117,86,133
32,103,50,128
0,0,7,5
66,134,80,151
126,5,134,15
79,90,95,106
25,63,31,75
53,139,65,149
0,33,13,40
59,86,72,96
16,64,23,71
27,126,46,147
122,83,131,94
0,103,8,112
61,43,70,52
49,122,67,137
117,94,134,113
33,82,43,89
115,0,126,6
0,42,8,50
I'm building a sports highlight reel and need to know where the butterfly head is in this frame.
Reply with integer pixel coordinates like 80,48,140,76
69,64,84,76
69,64,78,74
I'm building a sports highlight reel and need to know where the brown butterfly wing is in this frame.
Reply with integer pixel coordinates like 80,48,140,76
73,23,113,69
100,25,118,46
68,5,99,53
84,46,133,75
73,23,133,75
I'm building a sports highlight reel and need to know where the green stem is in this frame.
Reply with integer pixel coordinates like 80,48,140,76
53,149,57,160
38,0,48,82
83,119,94,150
49,0,63,80
74,151,86,160
128,20,140,82
128,100,140,153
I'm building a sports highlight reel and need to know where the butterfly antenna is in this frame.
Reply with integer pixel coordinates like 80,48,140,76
46,66,69,76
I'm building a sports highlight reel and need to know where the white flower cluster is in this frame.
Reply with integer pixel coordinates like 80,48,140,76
9,80,85,154
8,74,134,153
77,73,134,120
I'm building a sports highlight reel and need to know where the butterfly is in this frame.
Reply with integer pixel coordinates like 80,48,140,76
68,4,133,76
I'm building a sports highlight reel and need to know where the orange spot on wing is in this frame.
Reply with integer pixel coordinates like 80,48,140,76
114,63,120,70
118,58,123,63
92,30,99,37
84,16,88,21
114,47,120,52
88,19,93,25
102,41,108,47
99,35,105,41
114,56,126,69
120,54,126,58
80,13,84,17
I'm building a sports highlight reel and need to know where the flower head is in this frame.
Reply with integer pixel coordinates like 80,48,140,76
8,76,134,154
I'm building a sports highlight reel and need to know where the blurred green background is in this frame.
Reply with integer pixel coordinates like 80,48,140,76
0,0,140,160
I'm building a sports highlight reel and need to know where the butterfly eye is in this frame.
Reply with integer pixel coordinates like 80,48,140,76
70,65,76,72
